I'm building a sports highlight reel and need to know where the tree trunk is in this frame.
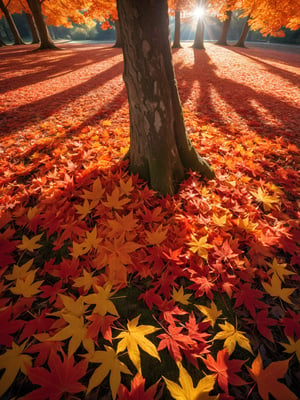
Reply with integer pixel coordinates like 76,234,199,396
117,0,214,195
193,0,205,49
113,19,122,48
172,10,181,48
215,10,232,46
26,0,57,49
0,36,5,46
235,15,250,47
25,12,40,43
0,0,24,45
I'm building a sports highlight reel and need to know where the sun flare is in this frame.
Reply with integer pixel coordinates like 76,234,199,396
193,6,206,20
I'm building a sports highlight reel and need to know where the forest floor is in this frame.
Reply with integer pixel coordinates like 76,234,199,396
0,42,299,400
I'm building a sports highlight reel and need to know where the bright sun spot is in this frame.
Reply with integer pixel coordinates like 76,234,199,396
193,6,206,20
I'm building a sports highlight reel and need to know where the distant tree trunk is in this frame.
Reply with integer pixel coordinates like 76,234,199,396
193,0,205,49
0,0,24,44
113,19,122,48
26,0,57,49
235,15,250,47
215,10,232,46
25,12,39,43
117,0,214,195
172,10,181,48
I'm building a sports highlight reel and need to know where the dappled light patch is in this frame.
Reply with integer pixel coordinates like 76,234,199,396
0,43,299,399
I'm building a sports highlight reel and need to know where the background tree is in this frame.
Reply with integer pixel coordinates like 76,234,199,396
215,9,232,45
117,0,214,195
234,14,249,47
0,0,24,44
193,0,206,49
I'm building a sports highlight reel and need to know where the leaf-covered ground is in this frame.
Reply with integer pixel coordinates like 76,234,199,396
0,42,299,400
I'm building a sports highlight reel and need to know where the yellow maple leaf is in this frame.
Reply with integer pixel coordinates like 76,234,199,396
86,345,131,399
47,314,94,356
262,274,295,304
57,294,87,318
267,258,294,281
281,337,300,362
212,213,227,227
236,217,258,232
0,341,32,397
188,235,214,261
74,199,93,219
73,269,98,292
120,176,133,195
10,270,43,298
163,362,218,400
213,321,253,355
115,315,160,372
145,224,168,245
17,233,43,252
196,301,222,328
83,283,119,317
5,259,34,281
107,211,137,235
81,177,105,208
172,286,192,305
251,187,281,211
102,187,130,209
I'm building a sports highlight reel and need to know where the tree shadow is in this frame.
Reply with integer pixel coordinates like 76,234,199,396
174,46,299,145
226,46,300,87
0,59,124,136
0,43,122,95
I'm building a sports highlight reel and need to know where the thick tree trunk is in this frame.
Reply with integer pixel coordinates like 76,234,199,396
193,0,205,49
113,19,123,48
235,15,250,47
26,0,57,49
172,10,181,48
25,12,40,44
117,0,214,195
0,36,5,46
215,10,232,46
0,0,24,45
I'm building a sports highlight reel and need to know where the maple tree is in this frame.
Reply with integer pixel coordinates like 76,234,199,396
0,28,300,400
0,0,24,44
117,0,214,195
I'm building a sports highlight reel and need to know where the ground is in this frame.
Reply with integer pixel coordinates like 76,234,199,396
0,42,299,400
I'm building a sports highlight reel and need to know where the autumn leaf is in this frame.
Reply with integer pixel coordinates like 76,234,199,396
10,270,43,298
280,337,300,362
203,349,246,393
213,321,253,355
74,198,93,219
0,341,32,397
247,353,297,400
116,315,161,372
81,177,105,207
172,286,192,305
262,274,295,304
73,269,98,291
145,224,168,245
86,345,132,399
251,187,281,211
47,314,94,356
188,234,214,261
267,258,294,281
17,233,43,252
117,372,159,400
163,362,218,400
5,259,34,281
196,301,222,328
83,283,119,317
26,352,88,400
102,186,130,209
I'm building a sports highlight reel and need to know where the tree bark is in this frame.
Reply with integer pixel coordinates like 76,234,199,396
172,10,181,48
235,15,250,47
26,0,57,49
0,0,24,45
113,19,123,48
193,0,205,49
0,36,5,46
117,0,214,195
215,10,232,46
25,12,40,43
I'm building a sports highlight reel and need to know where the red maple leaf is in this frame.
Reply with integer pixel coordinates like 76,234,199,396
117,373,159,400
233,283,267,318
86,313,118,343
204,348,246,393
19,310,55,342
0,306,24,346
25,351,88,399
280,309,300,339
